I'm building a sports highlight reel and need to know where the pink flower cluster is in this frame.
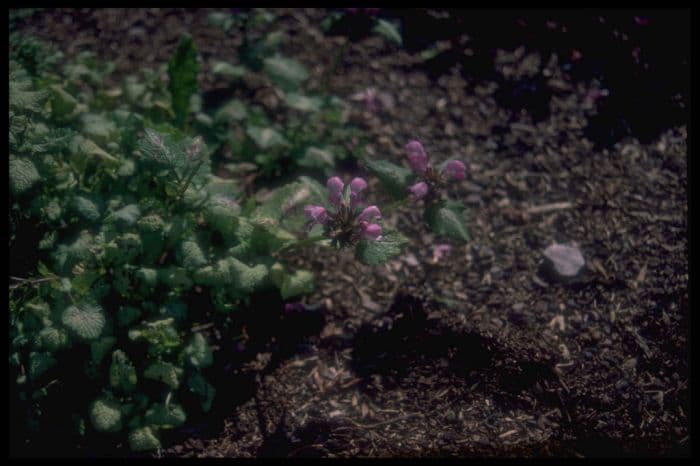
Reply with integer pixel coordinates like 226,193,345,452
405,140,466,200
304,176,383,241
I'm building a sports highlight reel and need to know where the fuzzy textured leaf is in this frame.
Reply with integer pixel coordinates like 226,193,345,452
73,195,101,222
90,398,123,433
364,159,413,199
62,303,105,340
144,361,183,390
9,157,41,195
128,426,161,452
425,200,470,241
280,270,315,299
109,350,137,392
355,231,409,266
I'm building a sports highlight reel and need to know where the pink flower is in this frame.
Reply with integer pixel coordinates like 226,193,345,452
442,160,466,181
432,244,452,263
304,205,329,225
360,222,382,241
327,176,345,206
358,205,381,223
406,140,429,174
349,177,368,206
409,181,428,200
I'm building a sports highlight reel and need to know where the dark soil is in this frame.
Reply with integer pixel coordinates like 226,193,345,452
12,8,689,457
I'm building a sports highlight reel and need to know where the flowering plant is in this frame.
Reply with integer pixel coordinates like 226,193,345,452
303,176,408,265
363,139,471,241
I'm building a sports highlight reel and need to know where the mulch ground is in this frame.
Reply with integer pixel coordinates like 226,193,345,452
13,8,689,457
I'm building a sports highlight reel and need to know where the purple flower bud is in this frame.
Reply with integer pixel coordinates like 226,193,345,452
304,205,329,225
349,177,368,206
358,205,381,223
361,222,382,241
409,181,429,200
442,160,466,181
327,176,345,206
350,177,367,195
406,140,429,174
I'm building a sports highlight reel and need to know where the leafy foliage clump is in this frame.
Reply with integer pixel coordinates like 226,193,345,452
8,32,331,453
9,23,415,454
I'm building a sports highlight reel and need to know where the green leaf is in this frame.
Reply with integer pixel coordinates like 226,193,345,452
62,303,106,340
90,336,117,364
108,204,141,225
280,270,314,299
73,195,101,222
109,350,137,392
355,230,409,266
37,326,70,352
214,99,248,123
297,147,335,170
184,333,213,368
144,361,183,389
364,159,413,199
137,214,165,233
81,113,117,146
117,306,141,327
70,135,119,164
373,19,403,45
135,267,158,288
179,240,207,270
49,84,78,118
90,398,123,433
128,426,161,452
211,61,246,81
284,92,322,112
52,230,94,271
158,267,193,289
203,195,241,237
128,319,182,356
9,157,40,196
188,373,216,412
246,125,288,150
425,200,470,241
263,55,309,91
28,351,57,380
229,257,269,293
144,402,186,429
168,35,199,127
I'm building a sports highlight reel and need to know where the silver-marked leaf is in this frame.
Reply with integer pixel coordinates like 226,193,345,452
280,270,314,299
9,157,40,195
62,303,105,340
144,361,183,389
90,398,123,433
128,426,161,452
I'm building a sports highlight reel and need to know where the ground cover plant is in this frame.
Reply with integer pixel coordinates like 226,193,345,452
8,28,443,453
9,8,688,458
